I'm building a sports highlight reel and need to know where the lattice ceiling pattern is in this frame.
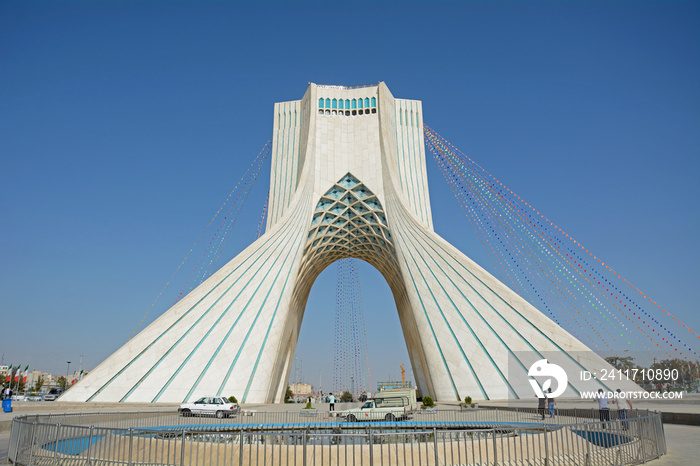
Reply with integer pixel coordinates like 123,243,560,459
303,173,397,271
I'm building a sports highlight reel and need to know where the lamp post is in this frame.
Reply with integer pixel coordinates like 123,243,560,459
66,361,71,388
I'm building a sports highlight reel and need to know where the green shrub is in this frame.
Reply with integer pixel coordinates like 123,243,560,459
228,395,238,404
304,401,313,409
464,396,472,405
422,395,434,408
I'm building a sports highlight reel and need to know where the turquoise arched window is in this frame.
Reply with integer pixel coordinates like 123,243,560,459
352,99,357,109
345,99,350,109
325,98,331,108
338,99,344,110
332,98,337,109
358,98,364,109
411,111,414,127
371,97,376,107
364,98,370,108
319,98,324,109
399,109,403,125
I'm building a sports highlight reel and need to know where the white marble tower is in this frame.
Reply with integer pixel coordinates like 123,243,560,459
62,83,638,403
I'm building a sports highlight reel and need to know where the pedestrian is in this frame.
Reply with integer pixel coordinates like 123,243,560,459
329,393,335,411
547,387,556,418
614,388,632,430
537,395,546,419
594,389,610,427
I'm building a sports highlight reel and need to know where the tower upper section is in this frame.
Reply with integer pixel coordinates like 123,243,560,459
266,82,433,232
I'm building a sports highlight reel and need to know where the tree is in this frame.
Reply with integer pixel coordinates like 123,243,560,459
651,358,695,386
605,356,636,371
57,376,67,389
341,391,353,402
34,376,44,393
284,386,294,403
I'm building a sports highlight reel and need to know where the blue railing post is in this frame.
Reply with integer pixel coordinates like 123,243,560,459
434,427,439,465
180,428,186,466
128,427,134,466
302,429,307,465
86,425,94,465
52,422,60,463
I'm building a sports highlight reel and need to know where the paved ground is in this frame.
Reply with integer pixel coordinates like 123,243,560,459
1,397,697,464
473,393,700,413
0,432,7,465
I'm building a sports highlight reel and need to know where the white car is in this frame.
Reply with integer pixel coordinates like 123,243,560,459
178,397,240,418
43,388,64,401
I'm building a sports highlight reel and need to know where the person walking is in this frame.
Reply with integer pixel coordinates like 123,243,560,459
614,388,633,430
547,387,556,418
537,395,546,420
594,389,610,427
329,393,335,411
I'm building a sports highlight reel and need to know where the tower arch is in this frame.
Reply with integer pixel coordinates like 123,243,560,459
273,173,432,403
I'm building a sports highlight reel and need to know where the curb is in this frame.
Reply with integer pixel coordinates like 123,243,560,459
660,412,700,426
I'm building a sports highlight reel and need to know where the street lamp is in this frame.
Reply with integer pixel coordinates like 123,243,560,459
66,361,71,387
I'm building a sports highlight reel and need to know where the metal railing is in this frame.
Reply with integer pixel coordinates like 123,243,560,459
7,406,660,428
8,408,666,465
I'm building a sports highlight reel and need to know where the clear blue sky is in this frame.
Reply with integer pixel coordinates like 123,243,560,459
1,1,698,387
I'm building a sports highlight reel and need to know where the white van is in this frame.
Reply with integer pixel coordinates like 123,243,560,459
376,388,418,406
341,387,418,422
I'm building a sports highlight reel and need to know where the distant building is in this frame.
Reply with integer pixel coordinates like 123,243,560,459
377,381,413,391
289,382,313,395
289,383,316,403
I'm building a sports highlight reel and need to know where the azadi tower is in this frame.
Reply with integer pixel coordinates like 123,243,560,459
63,83,639,403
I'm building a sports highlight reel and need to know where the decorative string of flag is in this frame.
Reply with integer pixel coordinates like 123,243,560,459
424,125,698,361
332,258,371,396
177,140,272,300
128,140,272,341
256,193,269,239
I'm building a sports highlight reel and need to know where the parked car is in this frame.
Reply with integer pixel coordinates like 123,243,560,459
178,397,239,418
43,388,64,401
